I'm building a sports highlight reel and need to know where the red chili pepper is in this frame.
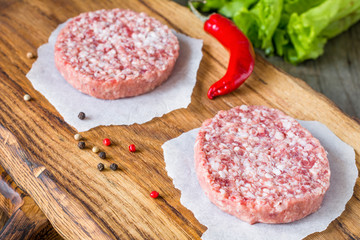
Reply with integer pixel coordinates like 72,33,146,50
204,14,255,99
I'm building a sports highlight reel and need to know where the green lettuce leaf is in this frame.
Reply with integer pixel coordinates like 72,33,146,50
283,0,325,15
233,9,262,48
219,0,259,18
321,8,360,38
195,0,227,13
273,28,288,56
285,0,360,63
193,0,360,64
320,0,360,38
233,0,283,55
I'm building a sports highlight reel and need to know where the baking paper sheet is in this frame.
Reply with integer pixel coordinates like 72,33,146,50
162,120,358,240
27,21,203,132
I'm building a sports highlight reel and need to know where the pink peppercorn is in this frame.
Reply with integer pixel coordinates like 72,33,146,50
150,191,159,199
103,138,111,146
129,144,136,152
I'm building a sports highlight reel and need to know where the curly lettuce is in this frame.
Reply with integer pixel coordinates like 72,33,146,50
194,0,360,64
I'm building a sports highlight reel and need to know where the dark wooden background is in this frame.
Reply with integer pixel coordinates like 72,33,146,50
175,0,360,119
265,25,360,120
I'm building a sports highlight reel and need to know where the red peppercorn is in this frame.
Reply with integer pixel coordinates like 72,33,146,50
129,144,136,152
103,138,111,146
150,191,159,199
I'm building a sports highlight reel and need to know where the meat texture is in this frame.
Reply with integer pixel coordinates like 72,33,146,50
194,105,330,224
55,9,179,99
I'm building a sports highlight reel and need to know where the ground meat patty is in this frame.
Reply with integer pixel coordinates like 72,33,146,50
55,9,179,99
194,105,330,224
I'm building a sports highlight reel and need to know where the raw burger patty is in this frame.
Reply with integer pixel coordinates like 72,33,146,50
194,105,330,224
55,9,179,99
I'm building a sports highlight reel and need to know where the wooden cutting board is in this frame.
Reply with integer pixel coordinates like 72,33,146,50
0,0,359,239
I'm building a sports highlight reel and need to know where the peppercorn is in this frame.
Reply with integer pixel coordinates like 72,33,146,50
129,144,136,152
103,138,111,146
99,151,106,159
26,52,35,59
92,146,100,153
97,163,104,171
23,94,31,101
78,141,85,149
110,163,118,171
78,112,86,120
150,191,159,199
74,133,82,141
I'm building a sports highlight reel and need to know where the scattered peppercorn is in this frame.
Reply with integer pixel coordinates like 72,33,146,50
26,52,35,59
78,141,85,149
78,112,86,120
103,138,111,146
110,163,118,171
97,163,105,171
92,146,100,153
23,94,31,101
150,191,159,199
129,144,136,152
74,133,82,141
99,151,106,159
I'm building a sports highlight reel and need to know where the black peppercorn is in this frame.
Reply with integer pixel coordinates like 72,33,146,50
99,151,106,159
97,163,104,171
110,163,118,171
78,141,85,149
78,112,86,120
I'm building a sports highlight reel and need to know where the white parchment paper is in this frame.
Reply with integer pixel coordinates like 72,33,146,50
162,120,358,240
27,21,203,132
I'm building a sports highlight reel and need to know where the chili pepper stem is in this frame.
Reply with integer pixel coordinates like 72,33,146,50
188,0,209,23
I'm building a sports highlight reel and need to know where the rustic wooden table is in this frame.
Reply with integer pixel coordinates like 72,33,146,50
174,0,360,119
0,0,359,239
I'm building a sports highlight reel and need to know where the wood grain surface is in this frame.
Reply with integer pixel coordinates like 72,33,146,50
0,0,359,239
0,165,62,240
